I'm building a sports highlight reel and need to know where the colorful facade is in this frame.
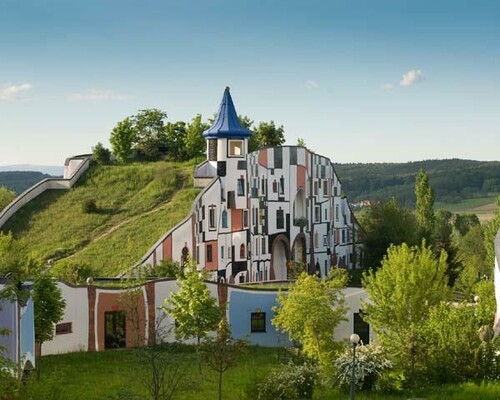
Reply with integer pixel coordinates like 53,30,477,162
139,87,363,282
41,280,372,355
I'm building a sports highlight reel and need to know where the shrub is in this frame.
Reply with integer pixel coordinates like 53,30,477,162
52,260,98,285
92,142,112,165
81,199,98,213
254,362,317,400
333,343,393,391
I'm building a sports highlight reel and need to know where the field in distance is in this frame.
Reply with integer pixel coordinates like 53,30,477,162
435,196,498,222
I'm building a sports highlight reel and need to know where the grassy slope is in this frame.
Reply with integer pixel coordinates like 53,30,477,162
2,161,200,276
33,347,500,400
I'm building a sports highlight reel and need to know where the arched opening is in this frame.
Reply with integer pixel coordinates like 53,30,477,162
222,210,228,228
292,234,306,264
293,189,307,226
240,243,246,259
271,235,290,281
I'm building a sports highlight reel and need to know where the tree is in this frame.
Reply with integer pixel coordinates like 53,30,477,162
199,317,247,400
420,302,481,384
434,209,462,285
110,117,136,163
252,121,285,150
358,198,419,269
0,232,29,300
483,196,500,269
415,170,435,240
164,121,187,161
272,269,348,369
296,137,306,147
455,225,488,295
185,114,209,160
133,109,168,161
362,242,449,387
0,186,16,211
33,271,65,378
91,142,112,165
162,260,220,346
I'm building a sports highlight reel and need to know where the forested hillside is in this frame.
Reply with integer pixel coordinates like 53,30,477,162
334,159,500,207
0,171,53,193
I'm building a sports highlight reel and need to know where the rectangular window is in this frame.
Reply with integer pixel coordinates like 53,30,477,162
207,244,213,262
314,232,319,248
335,204,339,221
55,322,72,335
237,177,245,196
324,208,328,220
228,140,243,157
323,181,328,196
342,229,346,243
221,246,224,260
323,235,328,246
243,210,249,228
334,186,338,196
276,208,284,229
314,181,318,196
208,139,217,161
262,237,266,254
290,147,297,165
255,238,259,256
274,147,283,169
251,312,266,333
209,207,216,230
315,206,320,223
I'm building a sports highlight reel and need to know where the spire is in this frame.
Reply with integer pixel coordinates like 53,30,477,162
202,87,252,139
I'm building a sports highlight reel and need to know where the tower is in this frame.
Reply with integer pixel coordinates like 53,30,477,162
202,87,252,178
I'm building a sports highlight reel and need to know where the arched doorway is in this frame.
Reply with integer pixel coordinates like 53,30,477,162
293,188,307,226
181,246,189,265
271,235,290,281
292,234,306,264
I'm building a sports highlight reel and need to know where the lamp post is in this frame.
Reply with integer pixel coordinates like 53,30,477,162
349,333,360,400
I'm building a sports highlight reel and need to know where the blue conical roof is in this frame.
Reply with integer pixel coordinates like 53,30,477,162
203,87,252,139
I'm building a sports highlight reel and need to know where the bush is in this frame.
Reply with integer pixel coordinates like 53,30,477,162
92,142,112,165
333,343,393,391
81,199,98,213
253,362,317,400
52,260,98,285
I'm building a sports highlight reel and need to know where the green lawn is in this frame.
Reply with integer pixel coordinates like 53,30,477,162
27,346,500,400
2,161,199,276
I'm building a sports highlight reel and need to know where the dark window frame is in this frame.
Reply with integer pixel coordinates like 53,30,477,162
55,322,72,335
251,312,266,333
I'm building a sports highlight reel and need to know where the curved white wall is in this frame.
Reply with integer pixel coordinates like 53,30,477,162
0,155,91,229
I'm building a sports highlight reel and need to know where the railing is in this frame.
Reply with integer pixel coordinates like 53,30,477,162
0,155,91,229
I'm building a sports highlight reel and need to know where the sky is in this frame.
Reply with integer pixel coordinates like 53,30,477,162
1,0,499,166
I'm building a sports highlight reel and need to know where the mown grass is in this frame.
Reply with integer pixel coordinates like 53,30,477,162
2,161,199,275
34,346,500,400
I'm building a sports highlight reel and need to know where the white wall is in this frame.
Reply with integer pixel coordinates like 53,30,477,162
43,283,89,355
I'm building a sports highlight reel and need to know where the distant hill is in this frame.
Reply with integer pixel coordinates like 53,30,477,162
0,164,64,176
0,171,54,194
334,159,500,208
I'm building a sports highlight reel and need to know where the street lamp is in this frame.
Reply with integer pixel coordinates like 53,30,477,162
349,333,360,400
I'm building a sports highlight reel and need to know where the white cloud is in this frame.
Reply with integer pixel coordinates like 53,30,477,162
0,83,33,100
400,69,424,86
381,83,395,90
305,80,319,89
69,89,134,101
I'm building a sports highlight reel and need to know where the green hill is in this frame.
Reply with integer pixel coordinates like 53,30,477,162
334,159,500,207
1,161,200,276
0,171,54,193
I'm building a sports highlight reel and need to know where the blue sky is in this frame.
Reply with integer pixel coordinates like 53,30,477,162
1,0,499,166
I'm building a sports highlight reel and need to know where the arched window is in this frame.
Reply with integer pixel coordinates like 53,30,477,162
240,243,246,259
222,210,228,228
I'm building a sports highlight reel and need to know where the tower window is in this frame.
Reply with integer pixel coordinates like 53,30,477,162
228,140,243,157
208,139,217,161
222,210,228,228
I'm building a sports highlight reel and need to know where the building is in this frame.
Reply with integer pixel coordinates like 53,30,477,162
0,280,35,376
139,87,363,283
